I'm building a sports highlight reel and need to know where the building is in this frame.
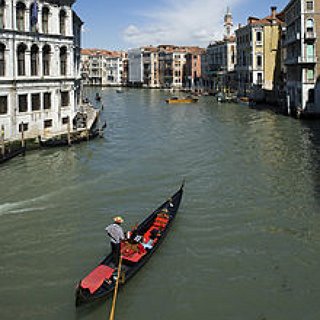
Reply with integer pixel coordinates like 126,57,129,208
0,0,83,141
282,0,320,114
142,46,159,88
235,7,283,99
201,8,237,93
184,48,205,90
81,49,127,86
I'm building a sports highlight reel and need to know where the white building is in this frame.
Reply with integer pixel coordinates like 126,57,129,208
81,49,127,86
128,48,143,85
0,0,82,141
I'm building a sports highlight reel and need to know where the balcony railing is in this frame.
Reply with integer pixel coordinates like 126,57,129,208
299,56,317,63
305,31,316,40
283,32,300,46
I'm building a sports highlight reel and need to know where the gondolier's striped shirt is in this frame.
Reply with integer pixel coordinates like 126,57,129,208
105,223,125,244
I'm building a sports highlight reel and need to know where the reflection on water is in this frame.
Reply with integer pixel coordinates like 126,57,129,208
1,88,320,320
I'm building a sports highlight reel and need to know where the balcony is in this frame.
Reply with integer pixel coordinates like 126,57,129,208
305,31,316,40
299,56,317,64
283,32,300,46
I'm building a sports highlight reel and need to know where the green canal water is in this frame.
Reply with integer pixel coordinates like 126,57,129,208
1,88,320,320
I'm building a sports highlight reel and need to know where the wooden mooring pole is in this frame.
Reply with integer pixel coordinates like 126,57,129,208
21,122,25,149
1,125,5,157
67,119,72,146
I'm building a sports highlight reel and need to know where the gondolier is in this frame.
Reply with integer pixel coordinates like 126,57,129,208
105,217,125,266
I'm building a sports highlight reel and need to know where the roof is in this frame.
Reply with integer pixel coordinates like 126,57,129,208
81,48,126,58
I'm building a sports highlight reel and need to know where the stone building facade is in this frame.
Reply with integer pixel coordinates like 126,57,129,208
282,0,320,114
0,0,82,141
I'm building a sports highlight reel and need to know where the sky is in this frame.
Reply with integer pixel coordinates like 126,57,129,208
74,0,289,50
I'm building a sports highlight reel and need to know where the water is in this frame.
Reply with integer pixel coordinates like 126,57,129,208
1,88,320,320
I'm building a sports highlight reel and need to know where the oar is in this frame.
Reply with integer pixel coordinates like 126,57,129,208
109,254,123,320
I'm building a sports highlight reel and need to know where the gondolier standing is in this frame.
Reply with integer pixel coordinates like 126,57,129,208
105,217,125,266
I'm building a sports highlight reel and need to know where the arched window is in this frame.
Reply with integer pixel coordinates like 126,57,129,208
17,43,26,76
59,10,66,35
0,43,5,76
306,19,314,33
0,0,5,29
60,46,67,75
42,6,49,33
43,45,51,76
16,2,26,32
30,44,39,76
29,1,38,32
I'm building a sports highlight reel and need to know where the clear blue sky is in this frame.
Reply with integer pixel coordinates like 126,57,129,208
74,0,288,50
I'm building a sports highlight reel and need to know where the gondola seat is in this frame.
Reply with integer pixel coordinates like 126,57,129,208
122,243,147,264
80,265,115,294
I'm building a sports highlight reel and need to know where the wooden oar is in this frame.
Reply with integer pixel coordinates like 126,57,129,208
109,254,123,320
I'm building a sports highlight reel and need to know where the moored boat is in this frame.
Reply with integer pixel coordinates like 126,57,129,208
165,96,198,104
237,97,256,107
38,122,107,148
0,147,26,165
75,183,184,307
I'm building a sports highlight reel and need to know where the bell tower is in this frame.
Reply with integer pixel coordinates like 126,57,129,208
224,7,233,39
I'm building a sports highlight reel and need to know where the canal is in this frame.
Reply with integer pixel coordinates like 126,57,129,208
0,88,320,320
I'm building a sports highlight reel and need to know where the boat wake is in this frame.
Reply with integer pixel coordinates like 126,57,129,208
0,194,54,217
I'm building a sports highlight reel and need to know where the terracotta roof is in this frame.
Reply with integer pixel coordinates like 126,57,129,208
81,48,126,58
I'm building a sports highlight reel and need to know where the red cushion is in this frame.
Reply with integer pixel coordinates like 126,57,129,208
81,265,115,294
122,250,147,263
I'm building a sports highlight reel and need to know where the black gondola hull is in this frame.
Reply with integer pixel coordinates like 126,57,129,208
0,147,26,165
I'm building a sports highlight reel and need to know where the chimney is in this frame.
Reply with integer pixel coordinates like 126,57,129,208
271,6,277,20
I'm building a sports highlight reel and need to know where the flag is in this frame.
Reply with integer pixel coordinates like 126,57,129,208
30,0,38,27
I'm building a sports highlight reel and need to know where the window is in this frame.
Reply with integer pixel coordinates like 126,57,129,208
0,95,7,114
43,45,50,76
307,44,314,61
18,94,28,112
256,31,262,43
257,55,262,67
42,7,49,33
306,1,314,11
306,19,314,33
19,122,28,132
31,93,40,111
43,92,51,109
257,72,263,85
62,116,69,125
61,91,69,106
0,0,5,29
29,2,37,32
31,44,39,76
307,68,314,81
44,119,52,128
16,2,25,31
0,43,5,76
308,89,315,102
17,43,26,76
60,46,67,75
59,10,66,35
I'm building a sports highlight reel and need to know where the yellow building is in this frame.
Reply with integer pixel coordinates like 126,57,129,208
236,7,283,100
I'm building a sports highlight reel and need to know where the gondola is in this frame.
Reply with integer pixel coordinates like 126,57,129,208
75,183,184,307
0,147,26,165
38,122,107,148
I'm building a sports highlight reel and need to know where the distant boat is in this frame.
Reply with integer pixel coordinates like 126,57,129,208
237,97,256,107
166,96,198,104
95,93,101,101
216,92,225,103
116,89,123,93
